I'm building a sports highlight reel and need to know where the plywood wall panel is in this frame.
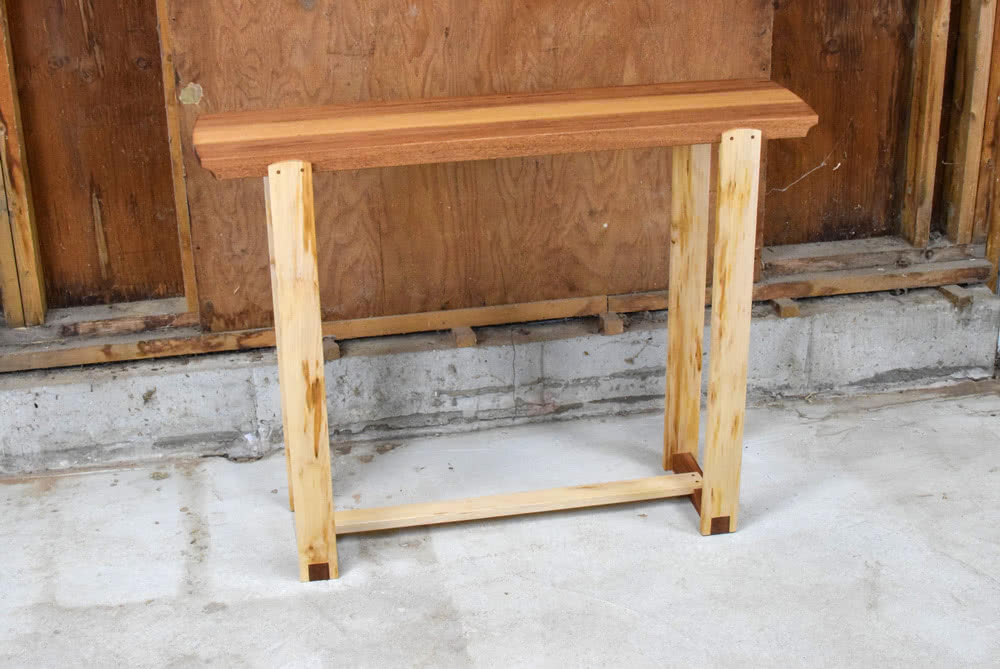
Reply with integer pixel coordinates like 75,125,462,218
7,0,182,307
766,0,914,245
165,0,773,331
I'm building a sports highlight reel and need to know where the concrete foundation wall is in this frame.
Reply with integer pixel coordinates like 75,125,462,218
2,288,998,475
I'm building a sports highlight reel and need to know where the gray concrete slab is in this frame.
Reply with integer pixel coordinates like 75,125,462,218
1,288,998,475
2,384,999,667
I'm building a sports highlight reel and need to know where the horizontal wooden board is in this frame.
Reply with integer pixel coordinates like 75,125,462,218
335,473,703,534
1,239,990,374
607,260,993,311
195,80,816,178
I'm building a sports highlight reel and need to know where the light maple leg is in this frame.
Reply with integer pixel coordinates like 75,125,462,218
266,160,339,581
664,144,711,472
700,130,762,536
264,177,296,513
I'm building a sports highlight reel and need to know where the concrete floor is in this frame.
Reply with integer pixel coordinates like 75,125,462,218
2,383,999,667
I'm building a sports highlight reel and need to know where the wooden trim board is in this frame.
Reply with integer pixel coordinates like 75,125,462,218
154,0,199,315
335,473,703,534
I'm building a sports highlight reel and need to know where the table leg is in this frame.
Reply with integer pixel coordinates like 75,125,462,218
264,177,295,514
664,144,711,472
265,160,339,580
700,130,762,535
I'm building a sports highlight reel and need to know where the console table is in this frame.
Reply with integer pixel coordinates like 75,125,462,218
193,79,817,581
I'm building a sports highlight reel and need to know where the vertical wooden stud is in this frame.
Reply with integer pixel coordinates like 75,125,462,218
973,4,1000,242
944,0,998,244
902,0,952,247
0,1,44,325
0,155,22,326
989,193,1000,291
155,0,199,314
664,144,711,470
266,160,338,581
701,130,762,536
990,187,1000,290
975,4,1000,290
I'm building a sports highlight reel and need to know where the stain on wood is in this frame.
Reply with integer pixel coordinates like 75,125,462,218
6,0,182,307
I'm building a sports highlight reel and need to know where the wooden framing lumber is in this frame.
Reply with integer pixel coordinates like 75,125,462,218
329,296,607,339
761,237,982,276
194,81,817,178
608,258,993,313
902,0,952,247
0,1,44,325
265,161,338,581
770,298,801,318
944,0,999,244
989,210,1000,292
0,251,992,374
753,259,993,300
974,3,1000,291
451,326,477,348
0,157,20,326
598,312,625,335
974,4,1000,243
700,129,761,536
937,284,976,308
334,473,703,534
57,309,197,338
664,143,710,470
154,0,199,314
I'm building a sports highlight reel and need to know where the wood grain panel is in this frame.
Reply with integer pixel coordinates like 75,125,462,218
7,0,182,307
166,0,774,331
767,0,914,245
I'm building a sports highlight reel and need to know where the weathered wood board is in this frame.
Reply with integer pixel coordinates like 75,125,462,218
767,0,915,245
6,0,183,308
165,0,774,331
